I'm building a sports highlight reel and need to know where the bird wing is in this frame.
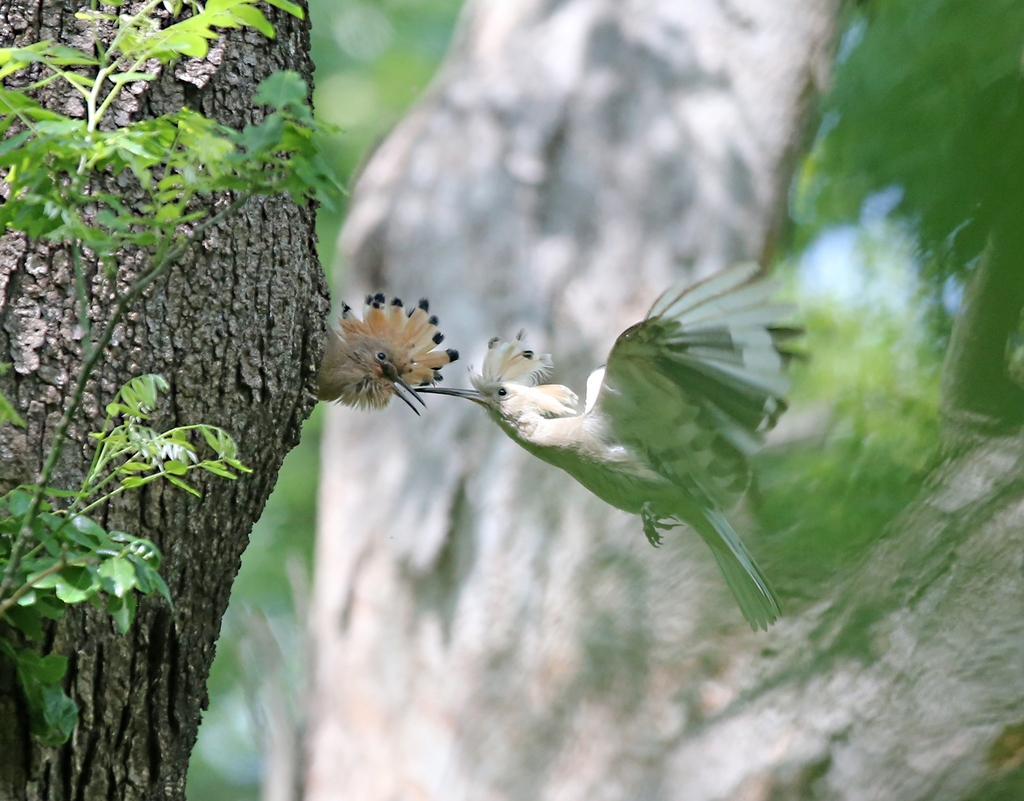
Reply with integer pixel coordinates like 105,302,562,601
590,262,798,511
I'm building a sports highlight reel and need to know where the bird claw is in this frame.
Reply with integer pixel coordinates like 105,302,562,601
641,503,672,548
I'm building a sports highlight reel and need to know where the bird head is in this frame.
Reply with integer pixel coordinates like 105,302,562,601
317,293,459,414
417,331,578,423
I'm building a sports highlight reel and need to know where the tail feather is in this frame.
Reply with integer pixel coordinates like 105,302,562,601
691,508,780,631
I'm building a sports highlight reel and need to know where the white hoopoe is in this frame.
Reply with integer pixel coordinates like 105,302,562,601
418,264,800,630
317,293,459,414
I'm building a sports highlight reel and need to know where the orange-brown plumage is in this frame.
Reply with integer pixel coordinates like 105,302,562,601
317,293,459,412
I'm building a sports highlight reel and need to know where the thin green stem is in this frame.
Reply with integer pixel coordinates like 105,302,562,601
85,63,118,134
0,193,252,604
72,243,94,362
79,474,160,516
105,0,165,60
19,542,44,565
68,414,118,514
92,55,152,125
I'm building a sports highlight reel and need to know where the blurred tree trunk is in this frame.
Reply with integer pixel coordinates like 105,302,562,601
309,0,1024,798
0,1,327,799
306,1,859,799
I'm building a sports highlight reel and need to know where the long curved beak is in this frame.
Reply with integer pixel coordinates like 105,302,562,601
393,377,427,415
415,386,487,406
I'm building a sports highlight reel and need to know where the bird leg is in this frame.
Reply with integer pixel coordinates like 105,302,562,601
640,503,677,548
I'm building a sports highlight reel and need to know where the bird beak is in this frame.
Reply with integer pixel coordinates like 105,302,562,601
393,377,426,415
415,386,487,406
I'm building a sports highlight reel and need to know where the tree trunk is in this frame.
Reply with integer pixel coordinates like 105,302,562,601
306,1,856,799
0,1,327,799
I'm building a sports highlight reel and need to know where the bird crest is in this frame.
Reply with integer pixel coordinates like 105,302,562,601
318,293,460,412
474,330,552,389
338,293,458,387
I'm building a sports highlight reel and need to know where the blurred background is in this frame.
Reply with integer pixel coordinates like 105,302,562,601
187,0,1024,797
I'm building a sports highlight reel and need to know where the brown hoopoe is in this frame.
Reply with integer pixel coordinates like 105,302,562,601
418,264,801,630
317,293,459,414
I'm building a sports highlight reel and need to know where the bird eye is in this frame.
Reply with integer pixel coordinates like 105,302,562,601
376,352,387,362
497,388,507,397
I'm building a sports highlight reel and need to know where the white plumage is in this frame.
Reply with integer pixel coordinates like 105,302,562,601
419,264,799,630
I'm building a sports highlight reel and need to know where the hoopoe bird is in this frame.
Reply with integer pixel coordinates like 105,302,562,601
317,293,459,414
418,264,799,630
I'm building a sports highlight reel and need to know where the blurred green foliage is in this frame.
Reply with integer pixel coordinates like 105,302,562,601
754,234,943,601
309,0,464,276
796,0,1024,279
760,0,1024,608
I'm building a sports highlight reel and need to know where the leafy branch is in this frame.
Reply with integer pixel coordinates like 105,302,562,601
0,0,341,745
0,374,251,744
0,193,250,606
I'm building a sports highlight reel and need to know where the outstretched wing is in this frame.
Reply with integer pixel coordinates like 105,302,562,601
591,263,798,511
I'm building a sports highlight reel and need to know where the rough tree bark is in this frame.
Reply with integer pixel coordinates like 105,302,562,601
301,1,901,799
0,1,327,799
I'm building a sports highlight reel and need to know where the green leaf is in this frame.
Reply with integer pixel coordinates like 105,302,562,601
8,488,31,516
98,557,136,598
151,571,172,605
127,553,154,594
36,684,77,745
106,592,136,634
27,571,59,590
74,10,117,22
6,47,45,64
34,594,65,621
17,589,37,606
4,604,44,640
0,129,31,159
67,514,107,549
0,388,25,427
253,70,307,110
110,532,161,567
263,0,304,18
108,71,157,85
154,204,183,223
40,487,88,499
166,475,200,497
114,374,168,418
159,31,210,59
238,113,285,154
199,426,241,460
199,461,237,479
229,4,274,38
36,44,97,66
163,460,189,476
53,565,98,604
0,641,77,745
21,651,68,685
33,118,85,137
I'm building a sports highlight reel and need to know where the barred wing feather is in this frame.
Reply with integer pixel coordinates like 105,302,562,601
592,263,797,511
